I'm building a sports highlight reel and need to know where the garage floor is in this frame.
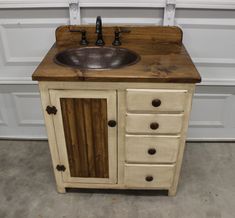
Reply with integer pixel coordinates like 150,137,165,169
0,140,234,218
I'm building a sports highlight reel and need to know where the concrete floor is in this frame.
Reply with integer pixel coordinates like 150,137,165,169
0,141,234,218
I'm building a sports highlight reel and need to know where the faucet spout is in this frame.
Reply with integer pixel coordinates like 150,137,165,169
96,16,102,33
95,16,105,46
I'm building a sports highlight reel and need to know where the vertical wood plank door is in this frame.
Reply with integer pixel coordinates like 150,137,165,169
49,90,117,184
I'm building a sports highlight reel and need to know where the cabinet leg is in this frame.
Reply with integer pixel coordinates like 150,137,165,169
168,188,177,197
56,185,66,194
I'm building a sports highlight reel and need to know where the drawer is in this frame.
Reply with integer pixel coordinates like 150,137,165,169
124,164,175,188
125,135,180,163
126,113,184,134
126,89,187,112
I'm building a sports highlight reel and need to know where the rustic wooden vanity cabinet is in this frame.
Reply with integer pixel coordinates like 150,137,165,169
33,26,201,196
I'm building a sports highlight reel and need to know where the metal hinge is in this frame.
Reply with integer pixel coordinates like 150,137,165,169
56,165,66,172
46,106,57,115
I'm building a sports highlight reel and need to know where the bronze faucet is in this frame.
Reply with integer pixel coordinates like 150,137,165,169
95,16,105,46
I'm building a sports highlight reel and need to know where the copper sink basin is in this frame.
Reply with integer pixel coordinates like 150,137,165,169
54,46,140,70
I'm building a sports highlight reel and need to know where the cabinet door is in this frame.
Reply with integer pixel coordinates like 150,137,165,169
49,90,117,184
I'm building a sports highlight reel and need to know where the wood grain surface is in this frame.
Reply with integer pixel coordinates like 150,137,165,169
56,26,183,46
60,98,109,178
32,25,201,83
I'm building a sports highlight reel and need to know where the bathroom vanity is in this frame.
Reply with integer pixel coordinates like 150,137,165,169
32,24,201,196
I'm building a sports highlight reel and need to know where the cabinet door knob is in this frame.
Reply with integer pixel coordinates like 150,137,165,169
148,148,156,155
152,99,161,107
145,176,154,182
108,120,117,127
150,122,159,130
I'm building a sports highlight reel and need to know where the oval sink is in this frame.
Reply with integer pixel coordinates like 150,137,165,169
54,46,140,70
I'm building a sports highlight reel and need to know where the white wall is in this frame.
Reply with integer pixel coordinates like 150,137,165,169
176,9,235,140
0,6,235,140
1,0,235,9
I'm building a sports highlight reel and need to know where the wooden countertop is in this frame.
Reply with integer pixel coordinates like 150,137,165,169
32,26,201,83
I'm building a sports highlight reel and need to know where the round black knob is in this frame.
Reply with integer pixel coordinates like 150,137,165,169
145,176,154,182
108,120,117,127
150,122,159,130
152,99,161,107
148,148,156,155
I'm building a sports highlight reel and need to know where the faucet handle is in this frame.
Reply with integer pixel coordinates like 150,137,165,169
78,30,89,46
112,27,131,46
69,28,89,46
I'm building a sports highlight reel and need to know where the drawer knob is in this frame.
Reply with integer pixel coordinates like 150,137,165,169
148,148,156,155
152,99,161,107
108,120,117,127
150,122,159,130
145,176,154,182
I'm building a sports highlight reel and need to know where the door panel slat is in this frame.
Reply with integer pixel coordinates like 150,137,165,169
60,98,109,178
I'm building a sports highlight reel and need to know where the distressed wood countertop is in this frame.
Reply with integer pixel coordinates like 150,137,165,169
32,26,201,83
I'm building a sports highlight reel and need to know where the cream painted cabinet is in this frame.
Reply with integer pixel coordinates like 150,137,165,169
39,82,195,196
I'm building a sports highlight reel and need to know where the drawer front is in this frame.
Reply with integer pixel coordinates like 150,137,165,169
125,136,180,163
126,114,184,134
124,164,175,188
126,89,187,112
